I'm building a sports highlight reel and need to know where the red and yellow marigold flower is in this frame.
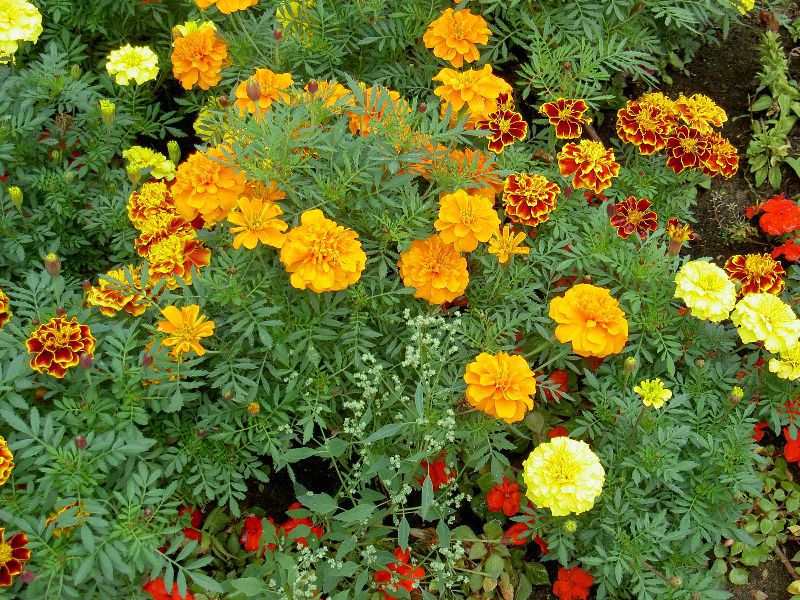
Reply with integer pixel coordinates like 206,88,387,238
398,234,469,305
666,218,696,244
86,266,151,317
235,68,294,117
227,196,288,249
477,94,527,153
280,209,367,293
127,181,176,229
345,83,409,137
664,125,712,174
0,529,29,587
195,0,257,13
134,213,194,257
434,189,500,252
616,92,680,155
702,131,739,178
433,64,512,119
540,98,590,139
0,435,13,486
557,140,620,194
609,196,658,240
171,21,228,90
502,173,561,228
26,316,96,378
422,8,491,68
146,233,211,289
157,304,215,356
0,288,10,330
675,93,727,134
549,284,628,358
488,226,529,264
724,253,785,296
464,351,536,423
45,502,89,537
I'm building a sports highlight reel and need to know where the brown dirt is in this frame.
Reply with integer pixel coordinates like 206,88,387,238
729,559,796,599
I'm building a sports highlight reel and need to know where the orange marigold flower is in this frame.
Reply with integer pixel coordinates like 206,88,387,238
146,233,212,289
724,254,785,296
609,196,658,240
665,218,696,243
747,194,800,236
701,131,739,178
452,147,504,195
245,180,287,204
171,23,228,90
0,528,30,587
298,79,352,110
157,304,215,356
540,98,590,139
502,173,561,228
422,8,491,68
664,125,712,174
464,352,536,423
227,196,288,249
26,317,96,378
172,146,248,225
345,84,410,136
433,64,512,119
127,181,176,229
557,140,620,194
235,68,294,116
434,189,500,252
477,94,527,152
195,0,257,13
616,92,680,155
488,226,529,264
0,288,11,330
280,209,367,293
86,266,151,317
398,234,469,304
549,284,628,358
0,435,14,486
675,93,727,134
135,213,194,257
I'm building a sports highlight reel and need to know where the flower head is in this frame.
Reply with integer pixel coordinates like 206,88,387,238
0,435,13,486
0,0,42,63
157,305,215,356
731,293,800,354
86,266,151,317
675,93,727,134
142,578,195,600
486,477,522,516
540,99,590,139
240,515,277,555
502,173,561,228
195,0,258,13
397,234,469,304
26,317,95,378
747,194,800,236
702,131,739,178
423,8,491,68
373,547,425,598
434,189,500,252
0,528,29,587
464,352,536,423
122,146,175,181
477,96,527,152
127,181,176,229
674,260,737,322
609,196,658,239
770,344,800,381
106,45,159,86
344,83,409,137
784,427,800,464
771,235,800,263
724,253,785,296
615,92,679,155
227,196,288,250
433,64,512,119
45,502,90,538
633,378,673,409
235,69,293,116
488,226,529,264
0,288,10,330
171,22,228,90
557,140,620,194
549,284,628,358
664,125,712,174
553,566,594,600
522,437,605,516
665,218,696,244
134,213,194,257
146,233,211,289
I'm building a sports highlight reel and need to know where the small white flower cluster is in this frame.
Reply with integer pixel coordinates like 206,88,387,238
290,545,328,598
427,541,468,590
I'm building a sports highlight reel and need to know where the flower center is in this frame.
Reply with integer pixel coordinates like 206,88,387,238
547,448,579,485
744,255,776,278
680,137,698,152
626,210,643,226
460,206,475,226
0,542,12,566
311,234,341,264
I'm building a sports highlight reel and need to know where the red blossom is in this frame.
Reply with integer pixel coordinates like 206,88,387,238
282,503,325,546
486,477,522,516
418,455,454,491
752,421,768,443
553,567,594,600
664,126,712,174
373,547,425,598
771,234,800,263
540,98,590,139
784,427,800,464
477,95,528,153
142,579,195,600
542,370,569,402
748,195,800,236
609,196,658,239
547,426,569,438
239,515,278,554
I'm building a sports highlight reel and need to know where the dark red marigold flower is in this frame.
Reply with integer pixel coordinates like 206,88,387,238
540,98,590,139
0,529,30,587
609,196,658,239
418,454,454,491
502,173,561,227
724,253,785,296
486,476,522,517
553,566,594,600
477,97,528,153
664,125,712,174
373,547,425,598
701,131,739,178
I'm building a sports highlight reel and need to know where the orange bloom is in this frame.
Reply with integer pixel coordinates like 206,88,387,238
398,234,469,304
171,23,228,90
127,181,176,229
664,126,711,174
146,233,212,289
280,209,367,292
724,254,785,296
299,79,352,110
423,8,491,68
346,84,409,136
434,189,500,252
701,131,739,178
0,435,13,486
245,180,286,203
540,99,590,139
616,92,680,155
26,317,96,378
0,288,10,330
464,352,536,423
433,65,512,119
675,93,727,134
609,196,658,240
86,265,151,317
227,196,288,249
549,284,628,358
172,146,248,225
0,529,29,587
557,140,620,194
452,147,504,195
135,213,194,257
235,68,294,116
665,218,695,244
477,94,527,153
487,226,529,264
502,173,561,228
158,304,215,356
195,0,257,13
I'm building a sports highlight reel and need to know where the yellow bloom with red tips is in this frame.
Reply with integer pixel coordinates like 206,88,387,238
502,173,561,228
423,8,491,68
227,196,288,250
0,435,13,486
26,317,96,378
433,65,511,119
434,189,500,252
146,233,211,289
398,234,469,305
235,68,294,117
464,352,536,423
157,304,216,356
127,181,176,229
488,226,529,264
675,93,727,134
86,266,151,317
557,140,620,194
701,131,739,178
665,218,696,244
616,92,680,155
134,213,194,257
724,254,785,296
540,98,590,139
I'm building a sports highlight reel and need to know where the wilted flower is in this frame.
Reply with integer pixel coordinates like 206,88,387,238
609,196,658,240
398,234,469,304
157,305,215,356
464,352,536,423
724,253,785,296
105,44,159,85
549,284,628,358
434,189,500,252
674,260,736,322
633,378,673,409
487,226,529,264
557,140,620,194
540,98,590,139
423,8,491,68
26,317,95,378
502,173,561,228
731,293,800,354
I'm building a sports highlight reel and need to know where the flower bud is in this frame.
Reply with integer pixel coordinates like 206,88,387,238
668,576,683,589
218,96,230,108
563,61,572,70
51,149,61,162
729,386,744,402
306,79,319,94
167,140,181,165
126,164,142,185
197,429,206,438
273,29,283,40
55,307,66,316
64,171,75,183
79,352,93,370
142,351,154,368
606,202,618,218
418,103,427,113
247,402,261,415
624,356,637,373
81,279,91,292
695,357,706,368
143,507,153,517
45,253,61,277
75,435,88,450
564,519,577,533
99,99,116,126
245,77,262,103
7,186,23,209
70,64,81,79
723,538,734,547
562,184,573,197
20,570,35,584
223,390,234,401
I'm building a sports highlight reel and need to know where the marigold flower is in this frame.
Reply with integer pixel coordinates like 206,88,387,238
434,189,499,252
673,260,736,322
280,209,366,293
522,437,605,516
142,578,195,600
397,234,469,304
702,131,739,178
86,266,151,317
172,146,248,225
171,23,228,90
665,218,695,244
633,378,672,409
731,293,800,354
609,196,658,240
146,233,211,289
464,352,536,423
0,0,42,63
553,566,594,600
724,253,785,296
488,226,529,264
770,344,800,381
747,194,800,236
227,196,288,250
235,68,293,116
373,547,425,598
247,402,261,415
300,79,351,109
0,288,10,330
433,64,512,119
449,147,504,195
122,146,175,181
0,528,29,587
557,140,620,194
45,502,89,537
423,8,490,68
26,317,95,378
675,93,727,134
135,213,194,257
540,98,590,139
502,173,561,228
157,304,215,357
0,435,13,486
615,92,680,155
345,84,409,137
127,181,176,229
549,284,628,358
664,125,712,174
105,44,159,86
477,97,527,152
727,0,754,13
486,477,522,516
195,0,257,13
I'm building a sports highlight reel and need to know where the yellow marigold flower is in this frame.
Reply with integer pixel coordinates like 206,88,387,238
673,260,736,322
464,352,536,423
235,68,294,116
769,344,800,381
122,146,176,181
86,266,151,317
26,317,96,379
433,64,512,119
0,288,10,330
127,181,176,230
731,293,800,354
724,253,785,296
488,226,529,264
157,304,215,356
195,0,258,13
522,437,605,516
557,140,620,194
172,146,248,226
0,0,42,63
45,503,89,537
0,435,13,486
247,401,261,415
146,233,211,289
299,79,351,109
549,284,628,358
134,213,193,257
434,189,500,252
105,45,159,86
674,93,728,134
227,196,288,250
171,23,228,90
633,378,672,409
727,0,754,13
423,8,491,68
398,234,469,305
280,209,367,293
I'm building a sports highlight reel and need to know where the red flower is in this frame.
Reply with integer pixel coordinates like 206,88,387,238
239,515,278,554
780,398,800,423
418,455,454,490
282,503,325,547
553,567,594,600
701,131,739,178
771,234,800,262
0,529,30,587
373,547,425,598
664,126,712,174
609,196,658,239
142,578,195,600
178,505,203,543
486,477,522,516
752,422,768,443
547,426,569,438
542,370,569,402
540,98,590,139
748,194,800,236
502,522,549,555
477,94,528,153
784,427,800,464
